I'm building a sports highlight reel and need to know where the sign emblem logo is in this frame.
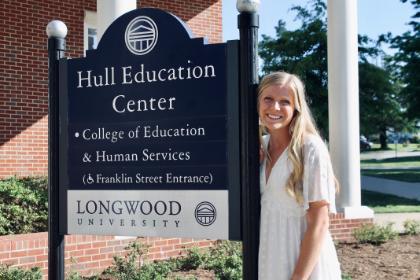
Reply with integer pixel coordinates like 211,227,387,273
195,201,217,226
125,16,158,55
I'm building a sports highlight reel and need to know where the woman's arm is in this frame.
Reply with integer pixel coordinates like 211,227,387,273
290,201,330,280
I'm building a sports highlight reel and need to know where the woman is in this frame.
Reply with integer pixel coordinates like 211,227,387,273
258,72,341,280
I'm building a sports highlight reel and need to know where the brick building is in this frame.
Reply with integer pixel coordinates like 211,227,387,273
0,0,222,178
0,1,225,277
0,0,372,277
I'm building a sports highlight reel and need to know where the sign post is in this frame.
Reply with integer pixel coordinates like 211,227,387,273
237,0,260,279
46,20,67,280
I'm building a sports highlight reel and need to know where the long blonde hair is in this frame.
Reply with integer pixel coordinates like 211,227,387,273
258,71,337,204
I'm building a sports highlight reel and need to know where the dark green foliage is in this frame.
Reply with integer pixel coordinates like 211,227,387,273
101,241,153,280
0,265,42,280
135,261,177,280
389,0,420,120
67,240,243,280
66,272,99,280
175,247,206,271
358,62,406,149
100,241,185,279
361,190,420,207
204,241,242,280
259,0,329,136
0,177,48,235
259,0,415,145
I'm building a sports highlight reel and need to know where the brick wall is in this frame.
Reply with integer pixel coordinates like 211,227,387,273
330,213,373,241
0,232,214,279
0,0,95,178
0,214,372,278
141,0,222,42
0,0,221,179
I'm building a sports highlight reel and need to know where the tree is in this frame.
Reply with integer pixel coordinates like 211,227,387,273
359,62,405,149
259,0,329,136
259,0,407,148
358,35,409,149
389,0,420,120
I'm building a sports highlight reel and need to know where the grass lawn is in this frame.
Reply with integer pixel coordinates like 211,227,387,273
362,190,420,213
361,169,420,182
370,143,420,152
361,156,420,168
361,156,420,182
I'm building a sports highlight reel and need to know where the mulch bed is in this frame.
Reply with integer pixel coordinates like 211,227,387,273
170,234,420,279
337,234,420,280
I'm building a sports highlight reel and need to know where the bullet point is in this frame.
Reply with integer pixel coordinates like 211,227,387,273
75,132,80,138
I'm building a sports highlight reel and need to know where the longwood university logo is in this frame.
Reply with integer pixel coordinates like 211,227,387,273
125,16,158,55
194,201,217,226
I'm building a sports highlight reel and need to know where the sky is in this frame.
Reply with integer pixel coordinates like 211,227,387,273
222,0,415,54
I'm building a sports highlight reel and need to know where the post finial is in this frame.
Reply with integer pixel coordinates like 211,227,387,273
236,0,260,13
46,20,68,38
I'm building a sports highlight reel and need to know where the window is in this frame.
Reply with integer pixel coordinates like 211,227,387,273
87,27,98,50
84,11,97,54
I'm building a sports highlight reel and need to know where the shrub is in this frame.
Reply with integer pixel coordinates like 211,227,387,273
137,260,177,280
204,241,242,280
0,177,48,235
0,265,42,280
66,272,99,280
353,223,398,245
101,241,182,280
342,273,352,280
102,241,243,279
410,135,418,144
66,240,243,279
176,247,207,271
403,219,420,235
102,241,150,279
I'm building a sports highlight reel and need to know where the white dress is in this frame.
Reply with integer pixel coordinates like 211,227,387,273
259,134,341,280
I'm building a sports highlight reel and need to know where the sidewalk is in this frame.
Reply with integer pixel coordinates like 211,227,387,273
360,150,420,231
362,166,419,170
361,175,420,201
361,175,420,232
374,212,420,232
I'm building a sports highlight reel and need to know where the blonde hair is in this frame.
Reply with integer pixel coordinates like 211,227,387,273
258,71,337,204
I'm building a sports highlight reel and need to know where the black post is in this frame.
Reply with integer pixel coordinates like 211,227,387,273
238,10,260,280
47,26,66,280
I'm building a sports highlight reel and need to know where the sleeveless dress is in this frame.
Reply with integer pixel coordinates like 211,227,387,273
259,134,341,280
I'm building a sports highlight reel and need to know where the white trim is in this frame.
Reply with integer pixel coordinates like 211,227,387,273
97,0,136,41
343,206,374,219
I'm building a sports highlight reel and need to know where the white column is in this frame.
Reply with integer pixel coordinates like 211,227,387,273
327,0,373,219
97,0,137,240
97,0,137,41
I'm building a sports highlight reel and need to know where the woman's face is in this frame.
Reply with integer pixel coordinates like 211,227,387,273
259,84,296,133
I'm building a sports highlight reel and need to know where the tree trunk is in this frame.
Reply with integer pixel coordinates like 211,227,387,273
379,128,388,149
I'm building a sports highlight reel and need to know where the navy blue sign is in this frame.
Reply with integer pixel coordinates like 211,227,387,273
59,8,240,240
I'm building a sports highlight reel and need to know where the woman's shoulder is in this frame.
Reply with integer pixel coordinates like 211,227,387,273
302,133,329,155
